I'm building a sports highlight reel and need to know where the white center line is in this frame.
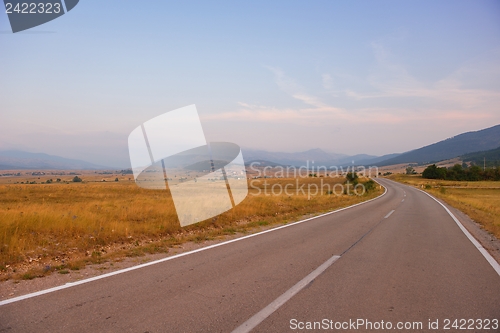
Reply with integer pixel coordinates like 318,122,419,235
384,210,395,218
231,255,341,333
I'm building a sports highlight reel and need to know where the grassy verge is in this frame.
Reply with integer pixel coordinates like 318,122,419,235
389,174,500,238
0,175,382,280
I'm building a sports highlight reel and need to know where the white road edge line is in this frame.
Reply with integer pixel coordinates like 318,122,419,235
231,255,341,333
386,178,500,276
384,210,395,218
0,181,388,307
417,188,500,277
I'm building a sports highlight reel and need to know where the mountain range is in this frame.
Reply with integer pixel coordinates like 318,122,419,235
243,124,500,167
376,124,500,166
1,124,499,170
241,148,386,167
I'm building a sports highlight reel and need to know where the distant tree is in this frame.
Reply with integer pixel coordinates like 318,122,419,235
467,165,482,181
72,176,82,182
422,164,446,179
115,177,119,182
405,166,416,175
448,164,466,180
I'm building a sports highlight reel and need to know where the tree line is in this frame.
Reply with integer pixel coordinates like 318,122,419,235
422,164,500,181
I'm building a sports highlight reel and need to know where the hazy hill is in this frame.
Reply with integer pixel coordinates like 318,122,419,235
241,148,346,166
376,124,500,166
354,153,402,166
184,159,228,171
333,154,369,165
0,150,111,170
0,164,25,170
244,160,289,167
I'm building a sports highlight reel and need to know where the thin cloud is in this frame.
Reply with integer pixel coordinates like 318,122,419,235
207,46,499,127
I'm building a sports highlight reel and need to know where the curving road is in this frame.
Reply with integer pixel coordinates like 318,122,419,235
1,178,499,332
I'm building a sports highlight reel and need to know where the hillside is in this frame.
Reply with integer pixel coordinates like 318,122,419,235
376,124,500,166
0,150,110,170
461,146,500,168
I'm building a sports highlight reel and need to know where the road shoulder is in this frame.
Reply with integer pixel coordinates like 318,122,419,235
432,195,500,265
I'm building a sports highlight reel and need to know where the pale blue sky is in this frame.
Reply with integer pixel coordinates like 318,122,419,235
1,1,499,167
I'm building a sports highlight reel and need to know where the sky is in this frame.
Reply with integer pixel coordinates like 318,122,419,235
1,1,500,168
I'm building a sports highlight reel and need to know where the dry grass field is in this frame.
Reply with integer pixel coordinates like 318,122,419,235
389,174,500,239
0,171,381,280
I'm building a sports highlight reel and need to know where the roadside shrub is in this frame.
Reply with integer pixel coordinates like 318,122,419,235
364,180,376,192
345,171,359,185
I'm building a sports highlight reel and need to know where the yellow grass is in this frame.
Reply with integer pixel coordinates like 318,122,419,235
389,174,500,238
0,173,382,280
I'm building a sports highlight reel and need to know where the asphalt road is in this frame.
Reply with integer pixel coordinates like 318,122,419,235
1,178,499,332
